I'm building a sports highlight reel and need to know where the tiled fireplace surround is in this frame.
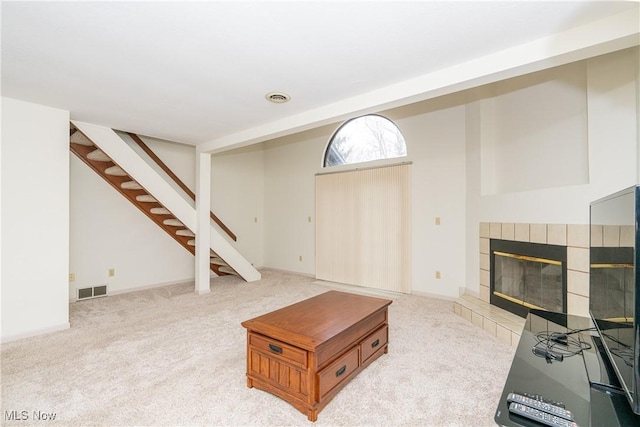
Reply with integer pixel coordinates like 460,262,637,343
454,222,590,347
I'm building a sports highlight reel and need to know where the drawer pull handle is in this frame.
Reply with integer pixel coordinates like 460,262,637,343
335,365,347,377
268,344,283,354
371,339,380,348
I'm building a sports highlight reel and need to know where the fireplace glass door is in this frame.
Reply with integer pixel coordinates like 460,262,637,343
493,252,563,312
490,239,567,318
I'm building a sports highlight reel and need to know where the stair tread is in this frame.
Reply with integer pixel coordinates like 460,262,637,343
121,181,143,190
176,229,195,237
150,207,171,215
105,166,127,176
136,194,157,202
186,240,215,255
87,149,111,162
70,131,93,146
210,257,226,266
163,219,184,227
218,266,237,275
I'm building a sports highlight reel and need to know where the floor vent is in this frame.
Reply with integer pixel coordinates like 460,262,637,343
77,285,108,300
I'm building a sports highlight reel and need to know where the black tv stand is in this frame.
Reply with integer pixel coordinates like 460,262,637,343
495,309,640,426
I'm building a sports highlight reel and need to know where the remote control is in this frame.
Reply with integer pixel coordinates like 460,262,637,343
507,392,574,420
520,391,566,409
509,402,578,427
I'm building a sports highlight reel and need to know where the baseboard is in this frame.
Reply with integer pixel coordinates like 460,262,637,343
2,322,70,344
108,278,198,296
460,287,480,299
311,279,462,302
260,267,315,278
410,289,458,301
311,280,404,298
70,278,197,302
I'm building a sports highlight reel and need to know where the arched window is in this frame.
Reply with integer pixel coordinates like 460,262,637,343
323,114,407,167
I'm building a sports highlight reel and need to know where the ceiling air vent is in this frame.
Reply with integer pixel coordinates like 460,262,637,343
265,92,291,104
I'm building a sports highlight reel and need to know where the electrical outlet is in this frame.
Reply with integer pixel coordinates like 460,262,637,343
435,217,441,225
299,255,303,262
69,273,75,282
308,216,312,223
108,268,115,277
435,271,441,279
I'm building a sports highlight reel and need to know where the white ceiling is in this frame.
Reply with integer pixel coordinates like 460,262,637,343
2,1,638,152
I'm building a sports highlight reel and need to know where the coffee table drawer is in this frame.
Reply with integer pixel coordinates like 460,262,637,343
361,325,388,363
249,333,307,369
318,346,359,399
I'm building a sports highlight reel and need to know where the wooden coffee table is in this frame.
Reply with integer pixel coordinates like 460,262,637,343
241,290,392,421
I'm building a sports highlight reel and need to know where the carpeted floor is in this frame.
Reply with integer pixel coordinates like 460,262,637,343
1,270,515,426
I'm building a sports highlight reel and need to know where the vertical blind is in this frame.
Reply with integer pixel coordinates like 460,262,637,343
315,163,411,293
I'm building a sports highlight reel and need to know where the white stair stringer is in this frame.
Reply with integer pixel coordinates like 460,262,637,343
72,120,261,282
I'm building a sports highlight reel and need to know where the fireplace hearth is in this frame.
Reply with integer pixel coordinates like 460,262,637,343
490,239,567,318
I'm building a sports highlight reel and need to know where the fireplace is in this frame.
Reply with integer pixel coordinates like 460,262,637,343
490,239,568,318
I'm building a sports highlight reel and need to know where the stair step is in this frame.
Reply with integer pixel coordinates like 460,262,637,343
186,239,215,251
150,207,171,215
210,257,226,266
218,266,237,275
104,166,127,176
163,219,184,227
70,131,93,146
176,229,195,237
121,181,143,190
87,149,111,162
186,240,215,255
136,195,157,203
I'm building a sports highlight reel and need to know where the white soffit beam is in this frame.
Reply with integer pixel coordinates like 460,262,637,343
199,8,640,154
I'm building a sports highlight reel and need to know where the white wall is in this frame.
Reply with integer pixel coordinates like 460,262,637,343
477,47,638,226
586,48,639,198
1,97,70,341
477,63,593,224
464,98,484,299
263,128,327,274
391,101,467,298
133,135,197,199
212,145,265,268
491,62,589,194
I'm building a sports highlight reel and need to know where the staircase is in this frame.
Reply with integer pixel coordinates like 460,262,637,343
69,124,244,278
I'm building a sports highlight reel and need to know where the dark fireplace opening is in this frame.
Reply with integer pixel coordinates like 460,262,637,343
490,239,567,318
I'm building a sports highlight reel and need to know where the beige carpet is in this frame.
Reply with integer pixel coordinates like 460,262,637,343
1,270,515,426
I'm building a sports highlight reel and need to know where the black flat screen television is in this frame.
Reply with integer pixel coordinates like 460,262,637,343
590,185,640,415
